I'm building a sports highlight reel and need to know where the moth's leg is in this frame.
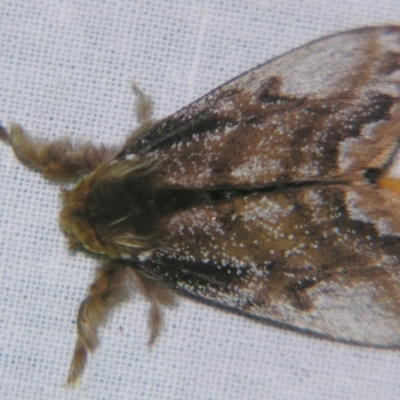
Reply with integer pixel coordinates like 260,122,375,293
67,261,133,385
132,82,153,126
0,124,119,182
0,84,154,181
133,269,175,345
123,83,157,144
67,261,174,385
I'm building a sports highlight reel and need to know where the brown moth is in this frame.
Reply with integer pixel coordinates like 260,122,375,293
2,25,400,385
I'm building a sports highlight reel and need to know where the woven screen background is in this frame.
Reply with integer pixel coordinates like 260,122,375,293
1,1,400,399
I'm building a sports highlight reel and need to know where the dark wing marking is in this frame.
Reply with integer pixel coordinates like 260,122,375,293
121,26,400,189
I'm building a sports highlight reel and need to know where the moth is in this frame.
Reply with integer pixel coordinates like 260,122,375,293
2,26,400,385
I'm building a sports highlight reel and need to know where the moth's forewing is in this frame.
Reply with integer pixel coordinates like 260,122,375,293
118,27,400,347
140,184,400,347
121,26,400,189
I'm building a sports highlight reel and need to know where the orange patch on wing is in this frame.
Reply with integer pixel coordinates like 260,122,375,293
377,176,400,197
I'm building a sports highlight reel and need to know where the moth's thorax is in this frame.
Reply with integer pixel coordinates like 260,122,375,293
59,159,163,258
59,158,205,259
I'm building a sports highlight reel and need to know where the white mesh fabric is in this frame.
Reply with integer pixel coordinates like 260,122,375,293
1,1,400,399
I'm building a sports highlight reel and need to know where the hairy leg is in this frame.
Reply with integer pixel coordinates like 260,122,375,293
0,83,155,182
67,261,174,386
122,82,156,146
133,268,176,345
0,123,119,182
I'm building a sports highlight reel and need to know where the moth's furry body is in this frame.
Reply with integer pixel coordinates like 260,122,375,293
2,26,400,384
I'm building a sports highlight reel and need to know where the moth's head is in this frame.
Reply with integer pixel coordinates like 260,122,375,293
60,174,107,255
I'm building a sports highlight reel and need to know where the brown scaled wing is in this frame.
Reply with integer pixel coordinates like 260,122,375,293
121,26,400,347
